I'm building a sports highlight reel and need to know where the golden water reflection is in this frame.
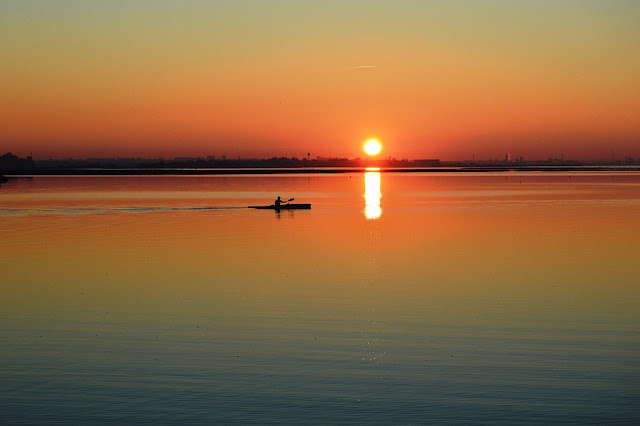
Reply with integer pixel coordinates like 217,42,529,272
364,170,382,219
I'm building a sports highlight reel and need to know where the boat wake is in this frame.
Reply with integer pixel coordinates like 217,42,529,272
0,206,246,217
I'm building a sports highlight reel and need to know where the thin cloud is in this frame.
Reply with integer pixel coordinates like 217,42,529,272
350,65,377,69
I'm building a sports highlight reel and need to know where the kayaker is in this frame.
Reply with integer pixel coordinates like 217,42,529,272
275,196,283,207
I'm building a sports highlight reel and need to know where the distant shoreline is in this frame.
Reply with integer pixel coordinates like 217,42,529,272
4,152,640,176
4,165,640,176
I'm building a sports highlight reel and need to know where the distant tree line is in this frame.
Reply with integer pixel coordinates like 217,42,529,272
1,152,35,171
33,156,426,169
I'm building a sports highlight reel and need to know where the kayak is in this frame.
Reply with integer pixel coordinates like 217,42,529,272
249,203,311,210
248,203,311,210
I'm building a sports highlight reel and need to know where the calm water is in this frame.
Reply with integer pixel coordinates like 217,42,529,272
1,172,639,423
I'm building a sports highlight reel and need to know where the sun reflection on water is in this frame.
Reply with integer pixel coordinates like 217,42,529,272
364,170,381,219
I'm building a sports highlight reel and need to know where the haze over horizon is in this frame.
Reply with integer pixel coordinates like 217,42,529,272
1,0,639,161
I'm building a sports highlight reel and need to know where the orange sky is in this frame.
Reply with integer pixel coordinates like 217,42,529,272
1,1,639,160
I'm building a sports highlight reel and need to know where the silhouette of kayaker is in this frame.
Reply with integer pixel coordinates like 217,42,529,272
275,196,283,207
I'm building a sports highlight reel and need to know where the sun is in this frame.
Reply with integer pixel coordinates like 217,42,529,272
363,138,382,156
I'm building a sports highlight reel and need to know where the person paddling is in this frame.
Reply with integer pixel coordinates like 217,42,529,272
248,197,308,210
272,196,296,208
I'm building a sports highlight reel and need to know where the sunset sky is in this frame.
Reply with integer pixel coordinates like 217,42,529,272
1,0,639,160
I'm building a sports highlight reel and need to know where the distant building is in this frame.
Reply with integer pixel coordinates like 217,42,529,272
413,159,441,166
